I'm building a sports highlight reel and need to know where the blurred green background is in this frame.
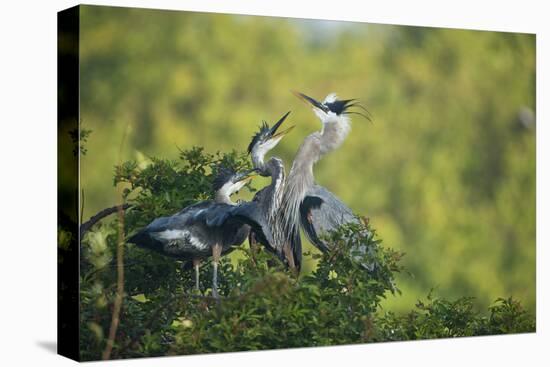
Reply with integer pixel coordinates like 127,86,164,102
79,5,535,313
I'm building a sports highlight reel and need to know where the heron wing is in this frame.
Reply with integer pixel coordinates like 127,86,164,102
300,184,358,252
187,203,235,227
128,202,214,257
177,202,250,253
229,201,274,249
127,216,171,249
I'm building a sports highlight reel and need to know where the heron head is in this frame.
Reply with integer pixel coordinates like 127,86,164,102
292,91,371,123
212,166,256,196
247,111,294,159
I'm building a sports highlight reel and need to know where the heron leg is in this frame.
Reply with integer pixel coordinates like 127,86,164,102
249,232,258,264
211,243,222,298
283,242,296,272
192,258,201,292
307,210,313,224
249,231,258,252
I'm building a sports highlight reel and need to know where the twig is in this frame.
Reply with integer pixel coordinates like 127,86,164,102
101,203,126,360
80,188,85,227
80,203,132,238
102,123,130,360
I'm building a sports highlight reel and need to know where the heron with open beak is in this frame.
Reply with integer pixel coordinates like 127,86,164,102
239,111,299,266
280,92,370,267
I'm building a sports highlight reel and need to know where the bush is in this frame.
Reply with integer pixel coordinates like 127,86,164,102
373,295,534,342
78,147,535,361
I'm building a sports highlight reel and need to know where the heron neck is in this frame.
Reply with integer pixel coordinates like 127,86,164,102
264,157,284,178
287,133,318,198
280,137,316,246
265,158,285,195
319,116,351,156
285,118,351,204
264,158,285,214
214,190,235,205
251,151,269,176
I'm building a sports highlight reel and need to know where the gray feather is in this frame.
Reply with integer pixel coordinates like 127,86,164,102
300,185,359,252
128,200,250,261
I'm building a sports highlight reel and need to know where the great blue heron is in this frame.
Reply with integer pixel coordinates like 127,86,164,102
241,111,298,265
280,92,369,265
128,167,262,298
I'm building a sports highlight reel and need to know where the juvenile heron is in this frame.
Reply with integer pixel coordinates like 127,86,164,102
242,111,298,264
128,167,262,298
280,92,369,264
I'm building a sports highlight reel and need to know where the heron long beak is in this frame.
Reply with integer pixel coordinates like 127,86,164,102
268,110,294,141
237,175,256,187
231,172,256,194
242,176,255,184
236,169,258,183
271,125,295,140
269,111,291,136
292,91,329,113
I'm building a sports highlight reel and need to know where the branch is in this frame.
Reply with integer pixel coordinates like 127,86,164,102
80,203,132,238
102,203,126,360
102,122,130,360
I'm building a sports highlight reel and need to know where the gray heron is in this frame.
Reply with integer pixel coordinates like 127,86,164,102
280,91,370,266
128,167,264,298
241,111,298,265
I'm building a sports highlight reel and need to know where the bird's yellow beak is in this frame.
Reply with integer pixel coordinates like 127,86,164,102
240,175,256,184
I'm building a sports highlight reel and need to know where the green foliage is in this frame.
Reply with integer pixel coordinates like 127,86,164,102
113,147,252,230
373,295,535,341
69,127,92,156
80,147,252,360
169,220,402,354
79,146,534,360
